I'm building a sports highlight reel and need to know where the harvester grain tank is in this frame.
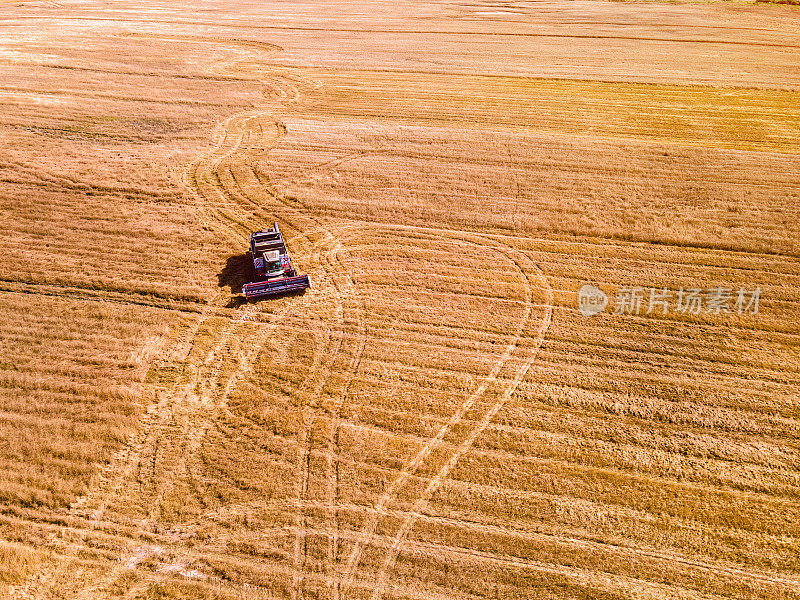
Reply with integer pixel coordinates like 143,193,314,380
242,223,311,299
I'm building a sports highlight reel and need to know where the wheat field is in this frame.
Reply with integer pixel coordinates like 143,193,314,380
1,1,799,599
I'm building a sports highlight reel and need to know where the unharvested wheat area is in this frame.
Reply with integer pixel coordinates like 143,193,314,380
0,1,799,599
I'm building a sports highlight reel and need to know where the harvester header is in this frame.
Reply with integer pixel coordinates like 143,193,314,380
242,223,311,299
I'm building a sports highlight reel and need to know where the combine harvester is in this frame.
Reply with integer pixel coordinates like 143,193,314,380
242,223,311,299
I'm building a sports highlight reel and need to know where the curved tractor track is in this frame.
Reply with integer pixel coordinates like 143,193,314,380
19,33,559,600
335,225,552,600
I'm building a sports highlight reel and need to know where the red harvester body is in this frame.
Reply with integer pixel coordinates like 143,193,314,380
242,223,311,299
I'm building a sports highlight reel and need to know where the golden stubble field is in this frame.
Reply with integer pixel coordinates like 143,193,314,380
1,0,799,599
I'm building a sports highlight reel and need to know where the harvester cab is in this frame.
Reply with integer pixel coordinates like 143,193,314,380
242,223,311,299
260,250,284,276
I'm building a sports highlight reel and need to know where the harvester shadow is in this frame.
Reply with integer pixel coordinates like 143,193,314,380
218,253,253,296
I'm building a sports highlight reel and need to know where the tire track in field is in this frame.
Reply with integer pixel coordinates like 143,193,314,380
21,306,221,599
99,39,322,590
232,154,367,600
18,303,220,598
70,306,213,524
14,443,800,600
180,108,346,600
368,240,552,600
339,224,551,591
199,107,367,600
128,408,800,591
288,235,345,600
68,240,309,598
72,312,251,599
